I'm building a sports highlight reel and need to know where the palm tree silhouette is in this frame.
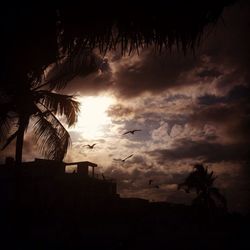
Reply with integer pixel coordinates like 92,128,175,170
0,81,80,165
0,3,235,164
0,4,233,88
178,164,227,211
0,45,100,166
55,2,234,55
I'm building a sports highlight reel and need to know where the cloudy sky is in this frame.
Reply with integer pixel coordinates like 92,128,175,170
1,1,249,213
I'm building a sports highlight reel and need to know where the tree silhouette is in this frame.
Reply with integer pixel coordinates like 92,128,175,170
57,1,236,55
0,49,101,164
0,2,236,164
1,2,235,90
0,36,101,165
178,164,227,211
0,81,80,165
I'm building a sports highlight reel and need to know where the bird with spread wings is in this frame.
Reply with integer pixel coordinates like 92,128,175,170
113,154,134,162
123,129,141,135
83,143,97,149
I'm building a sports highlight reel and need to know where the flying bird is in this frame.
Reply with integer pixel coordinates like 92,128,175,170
113,154,134,162
123,129,141,135
122,154,133,162
83,143,96,149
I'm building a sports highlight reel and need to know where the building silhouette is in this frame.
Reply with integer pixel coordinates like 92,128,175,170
0,158,118,213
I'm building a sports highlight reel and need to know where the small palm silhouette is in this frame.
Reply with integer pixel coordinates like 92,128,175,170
178,164,227,211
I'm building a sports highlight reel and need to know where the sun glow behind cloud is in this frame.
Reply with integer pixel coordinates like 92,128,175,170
72,95,115,139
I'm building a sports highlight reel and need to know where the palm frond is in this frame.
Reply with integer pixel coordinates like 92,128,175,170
33,112,71,161
0,112,11,143
177,183,190,193
179,163,227,210
37,91,80,126
41,48,100,91
1,130,18,150
0,103,18,145
210,187,227,209
59,1,236,55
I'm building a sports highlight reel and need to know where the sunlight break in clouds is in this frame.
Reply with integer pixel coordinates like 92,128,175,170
72,95,115,139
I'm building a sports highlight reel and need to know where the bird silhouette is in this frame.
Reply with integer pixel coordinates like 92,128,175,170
123,129,141,135
113,154,134,162
122,154,133,162
83,143,96,149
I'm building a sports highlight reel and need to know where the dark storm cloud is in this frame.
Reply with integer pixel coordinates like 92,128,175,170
200,1,250,88
190,94,250,143
198,95,225,106
111,50,198,98
56,1,250,103
149,139,249,163
196,68,222,78
227,85,250,100
163,94,191,103
155,2,248,94
101,1,248,99
198,85,250,105
191,103,233,124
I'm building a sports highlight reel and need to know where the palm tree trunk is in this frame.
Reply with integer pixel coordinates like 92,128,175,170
15,116,26,166
14,116,27,224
